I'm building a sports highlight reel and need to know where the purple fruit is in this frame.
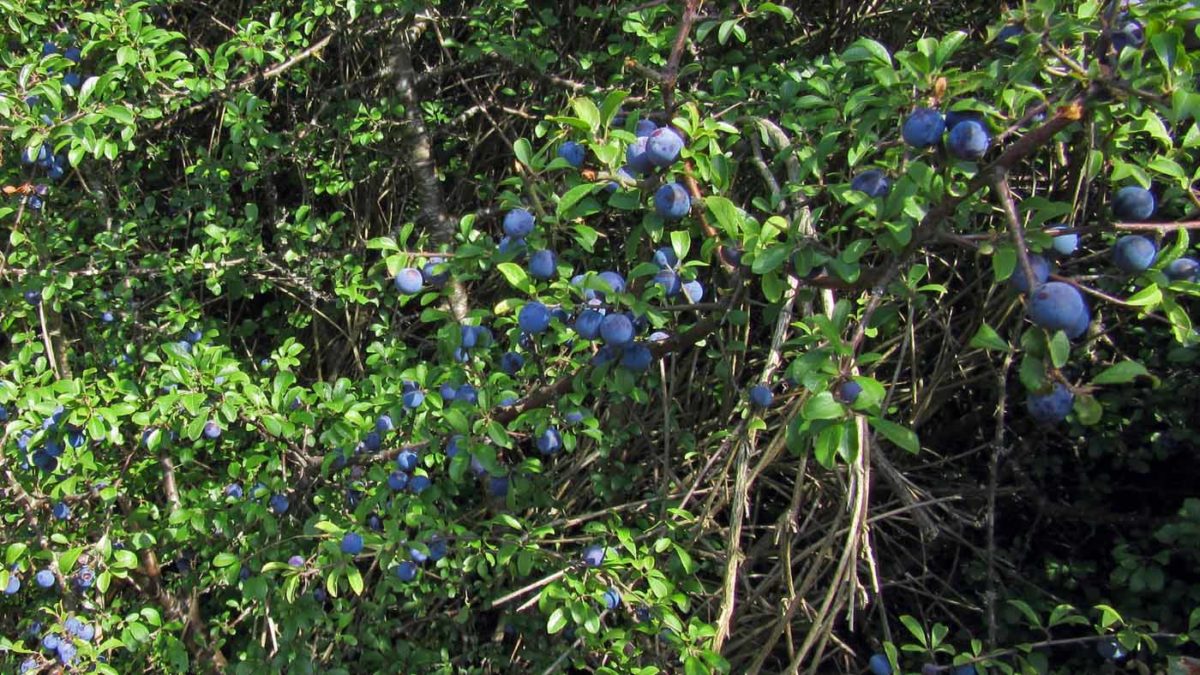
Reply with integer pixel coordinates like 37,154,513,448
947,119,990,160
654,183,691,220
1010,254,1051,294
409,474,431,493
518,301,552,333
603,587,622,609
395,560,418,581
1028,282,1087,333
528,249,557,279
902,107,945,148
645,127,684,167
35,569,54,588
653,246,678,269
1112,234,1157,272
748,384,773,408
421,257,449,286
202,421,221,439
838,381,863,403
850,169,890,197
1027,382,1074,423
503,209,535,238
557,141,585,168
574,309,604,339
396,448,419,472
394,268,424,294
597,271,626,297
626,137,654,174
654,269,682,296
536,428,562,455
1049,225,1078,255
599,314,634,346
620,343,653,371
1112,186,1155,221
583,544,605,567
500,351,525,374
634,119,657,137
1166,257,1199,282
681,280,704,303
341,532,364,555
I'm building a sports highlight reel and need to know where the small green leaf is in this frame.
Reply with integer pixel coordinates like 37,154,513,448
1092,360,1149,385
899,615,927,647
869,417,920,454
496,262,529,289
802,392,844,421
547,607,568,634
1048,331,1071,368
213,553,239,568
558,183,596,219
571,97,601,131
704,196,741,236
969,323,1010,352
513,138,533,168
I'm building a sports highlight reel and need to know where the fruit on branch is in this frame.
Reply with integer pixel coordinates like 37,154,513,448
1112,234,1157,272
1112,186,1155,221
654,182,691,220
902,107,945,148
503,209,535,238
850,169,890,197
1009,254,1051,294
646,127,684,167
394,268,424,295
1165,257,1199,282
1027,282,1088,334
557,141,585,168
947,119,990,160
1027,382,1074,423
749,384,773,408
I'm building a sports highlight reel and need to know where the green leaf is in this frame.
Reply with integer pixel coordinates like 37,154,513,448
1048,330,1070,368
869,417,920,454
1125,285,1162,307
59,547,85,573
844,38,892,66
347,566,364,595
751,244,790,275
802,392,844,420
969,323,1010,352
1008,599,1043,629
992,244,1016,282
704,196,741,236
558,183,596,219
5,543,28,566
1074,394,1103,426
547,607,568,634
571,98,601,132
1092,360,1149,385
513,138,533,168
899,615,927,647
496,262,529,289
213,553,239,568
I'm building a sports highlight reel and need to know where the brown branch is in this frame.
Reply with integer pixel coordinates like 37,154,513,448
393,29,470,323
662,0,703,115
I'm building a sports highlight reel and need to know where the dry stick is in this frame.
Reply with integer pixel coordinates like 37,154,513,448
985,353,1013,650
786,417,872,673
989,170,1041,294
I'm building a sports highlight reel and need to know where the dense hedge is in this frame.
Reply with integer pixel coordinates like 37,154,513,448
2,1,1200,673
